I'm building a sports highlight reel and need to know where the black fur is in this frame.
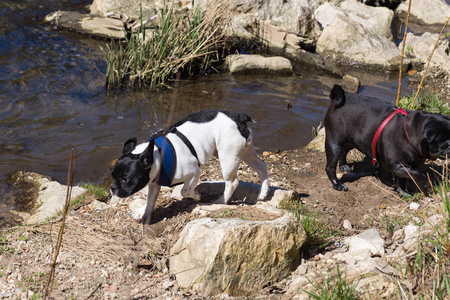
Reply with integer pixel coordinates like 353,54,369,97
111,138,154,198
324,84,450,192
170,110,252,140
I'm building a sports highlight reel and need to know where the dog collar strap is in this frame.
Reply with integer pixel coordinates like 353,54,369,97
371,108,408,166
170,128,200,165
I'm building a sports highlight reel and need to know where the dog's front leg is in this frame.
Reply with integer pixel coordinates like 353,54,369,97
131,183,161,225
392,163,430,192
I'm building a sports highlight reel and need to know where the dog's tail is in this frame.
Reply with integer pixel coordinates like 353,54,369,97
330,84,346,109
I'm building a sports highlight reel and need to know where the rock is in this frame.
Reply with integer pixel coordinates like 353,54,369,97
315,1,394,40
45,11,126,39
345,228,384,256
339,1,394,40
90,0,159,20
409,202,420,210
314,2,346,30
224,0,320,36
88,200,109,210
23,173,86,224
396,0,450,25
286,256,398,299
317,14,406,71
169,215,306,296
225,54,293,75
343,219,353,230
388,214,446,261
304,127,325,152
341,75,361,94
400,32,450,76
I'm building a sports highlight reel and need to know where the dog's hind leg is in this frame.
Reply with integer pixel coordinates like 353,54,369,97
243,145,269,200
325,138,348,191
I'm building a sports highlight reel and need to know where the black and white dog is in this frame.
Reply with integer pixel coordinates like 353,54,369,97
111,110,270,224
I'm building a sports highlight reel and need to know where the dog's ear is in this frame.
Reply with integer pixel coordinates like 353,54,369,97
123,138,137,155
139,138,154,169
424,124,440,144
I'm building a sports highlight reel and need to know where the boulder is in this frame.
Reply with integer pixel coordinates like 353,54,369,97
396,0,450,25
45,11,126,39
314,2,346,30
170,215,306,296
90,0,160,20
225,54,293,75
400,32,450,75
315,1,394,40
222,0,320,36
22,173,86,224
316,15,406,71
340,1,394,40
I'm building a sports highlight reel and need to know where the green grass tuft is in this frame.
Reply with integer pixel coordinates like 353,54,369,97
280,196,334,249
304,266,360,300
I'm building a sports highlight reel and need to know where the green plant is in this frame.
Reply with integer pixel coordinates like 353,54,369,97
398,92,450,115
399,164,450,299
22,271,48,294
102,1,230,89
79,182,110,202
304,266,360,299
405,45,413,56
214,209,234,218
281,197,334,249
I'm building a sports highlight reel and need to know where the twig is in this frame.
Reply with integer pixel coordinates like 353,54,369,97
410,15,450,110
396,0,412,107
43,147,77,299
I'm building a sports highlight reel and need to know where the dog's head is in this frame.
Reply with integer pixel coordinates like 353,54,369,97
422,114,450,159
111,138,154,198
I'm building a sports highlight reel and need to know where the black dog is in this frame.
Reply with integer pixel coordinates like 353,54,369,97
324,84,450,192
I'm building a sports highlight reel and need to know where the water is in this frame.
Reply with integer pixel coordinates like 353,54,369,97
0,0,406,224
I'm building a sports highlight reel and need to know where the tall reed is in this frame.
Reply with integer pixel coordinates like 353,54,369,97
102,1,231,90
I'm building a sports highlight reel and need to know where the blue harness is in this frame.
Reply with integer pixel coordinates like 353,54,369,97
147,128,199,187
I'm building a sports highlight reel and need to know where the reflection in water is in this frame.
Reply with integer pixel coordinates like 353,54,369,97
0,0,406,223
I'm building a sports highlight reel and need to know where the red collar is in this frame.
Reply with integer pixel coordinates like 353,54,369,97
372,107,425,166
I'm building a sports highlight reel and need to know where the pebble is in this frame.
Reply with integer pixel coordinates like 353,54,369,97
343,219,352,230
297,264,308,275
409,202,420,210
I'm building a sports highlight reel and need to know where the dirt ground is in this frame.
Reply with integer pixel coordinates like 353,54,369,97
0,144,445,299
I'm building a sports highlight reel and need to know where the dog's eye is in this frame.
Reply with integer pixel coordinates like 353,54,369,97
121,177,129,184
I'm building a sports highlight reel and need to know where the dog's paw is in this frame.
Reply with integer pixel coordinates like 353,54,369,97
131,205,146,220
192,189,201,201
257,181,270,201
333,183,348,191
